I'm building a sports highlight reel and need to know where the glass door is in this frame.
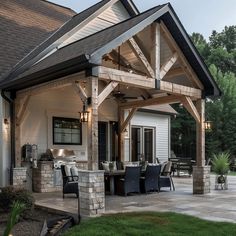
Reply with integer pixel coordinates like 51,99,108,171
144,128,154,163
131,127,142,161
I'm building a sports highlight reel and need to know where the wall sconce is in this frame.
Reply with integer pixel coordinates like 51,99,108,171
79,104,89,122
204,120,212,131
4,118,9,125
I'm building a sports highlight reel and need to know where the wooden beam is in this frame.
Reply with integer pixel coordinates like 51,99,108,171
17,71,85,98
181,96,200,123
98,81,118,106
160,21,204,89
119,95,180,109
73,81,88,103
196,99,205,167
92,66,155,89
160,52,178,79
157,80,201,99
151,22,161,79
120,108,137,133
128,37,155,78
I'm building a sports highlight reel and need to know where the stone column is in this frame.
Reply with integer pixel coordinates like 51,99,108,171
32,161,54,192
193,99,210,194
13,167,27,188
78,170,105,217
193,166,211,194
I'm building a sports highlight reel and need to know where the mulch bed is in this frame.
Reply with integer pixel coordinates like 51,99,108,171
0,208,64,236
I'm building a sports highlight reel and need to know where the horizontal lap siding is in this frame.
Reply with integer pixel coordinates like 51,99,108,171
130,112,170,163
61,1,130,47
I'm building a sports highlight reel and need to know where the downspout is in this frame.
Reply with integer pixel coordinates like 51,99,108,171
1,90,15,185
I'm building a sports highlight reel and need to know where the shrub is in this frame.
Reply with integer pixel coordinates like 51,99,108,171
0,186,34,212
212,152,230,176
4,201,26,236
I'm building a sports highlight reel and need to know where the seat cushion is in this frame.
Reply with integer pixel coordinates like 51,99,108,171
71,166,79,181
101,162,110,171
64,165,73,181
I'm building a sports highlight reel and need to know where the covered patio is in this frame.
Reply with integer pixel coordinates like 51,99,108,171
0,1,220,218
34,175,236,223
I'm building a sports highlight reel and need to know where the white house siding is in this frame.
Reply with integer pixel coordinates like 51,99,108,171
59,1,130,48
0,96,11,187
128,111,170,163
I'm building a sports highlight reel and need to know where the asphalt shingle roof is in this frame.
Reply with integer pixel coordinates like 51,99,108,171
0,0,75,80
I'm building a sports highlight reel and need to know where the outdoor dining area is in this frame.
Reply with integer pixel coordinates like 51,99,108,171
102,161,175,196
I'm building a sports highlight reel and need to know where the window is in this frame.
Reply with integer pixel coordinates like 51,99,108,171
53,117,82,145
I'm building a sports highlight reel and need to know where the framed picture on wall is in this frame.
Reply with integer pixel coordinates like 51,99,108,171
53,117,82,145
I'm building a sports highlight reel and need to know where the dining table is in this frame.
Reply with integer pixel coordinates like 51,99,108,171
104,170,126,195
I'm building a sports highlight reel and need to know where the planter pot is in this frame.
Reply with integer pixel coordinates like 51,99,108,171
215,175,228,190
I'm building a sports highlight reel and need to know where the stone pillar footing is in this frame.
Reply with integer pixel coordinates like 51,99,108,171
13,167,27,189
78,170,105,218
193,165,211,194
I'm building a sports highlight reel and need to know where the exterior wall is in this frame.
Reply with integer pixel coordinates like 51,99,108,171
0,96,11,187
128,111,170,163
20,85,118,162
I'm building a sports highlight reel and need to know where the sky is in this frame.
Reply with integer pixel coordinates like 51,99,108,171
50,0,236,40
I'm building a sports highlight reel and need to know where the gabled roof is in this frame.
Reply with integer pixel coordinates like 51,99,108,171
0,0,75,80
0,3,220,97
2,0,138,84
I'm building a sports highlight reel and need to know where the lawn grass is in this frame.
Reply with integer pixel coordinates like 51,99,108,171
64,212,236,236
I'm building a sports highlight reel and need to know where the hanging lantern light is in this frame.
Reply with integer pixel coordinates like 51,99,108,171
79,104,89,122
204,120,212,131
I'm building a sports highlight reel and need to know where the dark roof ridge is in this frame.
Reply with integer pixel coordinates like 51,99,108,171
42,0,76,14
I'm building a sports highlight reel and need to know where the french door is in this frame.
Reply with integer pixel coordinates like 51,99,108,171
131,126,155,162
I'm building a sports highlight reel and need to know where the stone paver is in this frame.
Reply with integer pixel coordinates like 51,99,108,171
34,174,236,223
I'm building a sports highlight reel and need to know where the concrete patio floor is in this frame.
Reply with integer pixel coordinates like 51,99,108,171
34,174,236,223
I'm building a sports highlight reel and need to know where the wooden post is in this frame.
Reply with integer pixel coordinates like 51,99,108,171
118,107,124,162
151,22,161,80
87,77,99,170
196,99,205,167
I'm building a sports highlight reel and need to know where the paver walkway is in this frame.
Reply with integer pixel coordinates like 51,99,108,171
34,175,236,223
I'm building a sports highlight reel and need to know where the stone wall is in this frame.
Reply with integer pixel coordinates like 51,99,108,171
33,161,54,192
193,166,211,194
78,170,105,217
13,167,27,188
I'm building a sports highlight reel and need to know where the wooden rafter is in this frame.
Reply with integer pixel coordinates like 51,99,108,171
150,22,161,79
120,108,137,133
157,80,201,99
181,96,200,123
73,81,88,103
92,66,155,89
160,52,178,79
160,21,204,89
98,81,118,106
128,37,155,78
119,95,180,109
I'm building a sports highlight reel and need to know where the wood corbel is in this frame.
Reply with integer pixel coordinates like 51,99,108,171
98,81,118,106
120,108,137,133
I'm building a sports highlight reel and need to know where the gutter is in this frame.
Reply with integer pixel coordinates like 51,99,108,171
1,90,15,185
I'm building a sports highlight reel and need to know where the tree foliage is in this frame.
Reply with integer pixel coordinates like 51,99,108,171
171,25,236,159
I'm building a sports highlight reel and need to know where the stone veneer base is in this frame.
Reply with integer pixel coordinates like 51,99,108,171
193,166,211,194
78,170,105,218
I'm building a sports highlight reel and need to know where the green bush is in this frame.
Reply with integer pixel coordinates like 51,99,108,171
212,152,230,175
0,186,34,212
4,201,26,236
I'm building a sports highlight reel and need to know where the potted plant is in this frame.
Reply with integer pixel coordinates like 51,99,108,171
212,152,230,189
